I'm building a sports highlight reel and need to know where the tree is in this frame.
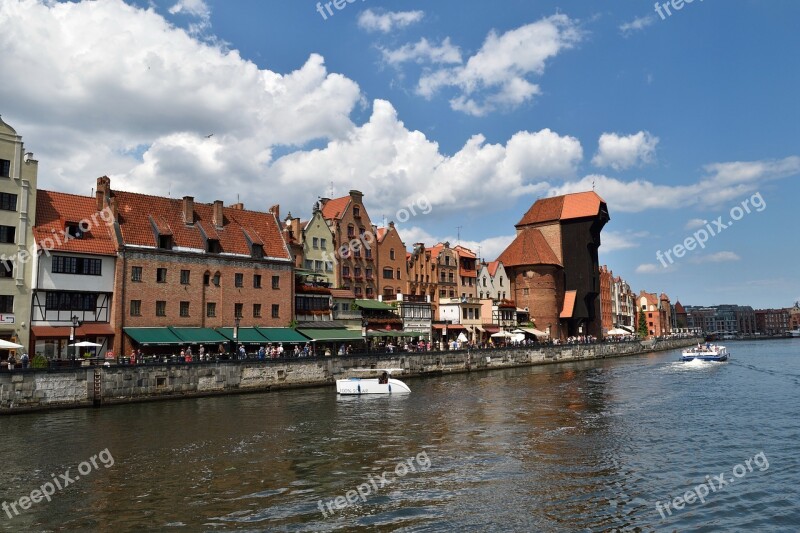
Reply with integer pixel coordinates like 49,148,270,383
638,310,648,338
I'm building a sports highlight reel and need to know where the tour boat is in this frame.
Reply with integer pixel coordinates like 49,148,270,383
681,343,730,362
336,369,411,395
790,328,800,338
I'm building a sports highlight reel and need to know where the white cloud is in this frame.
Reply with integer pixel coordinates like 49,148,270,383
635,263,661,274
619,16,655,36
417,14,582,116
380,38,462,66
600,230,649,253
685,218,707,230
357,9,424,33
690,251,741,264
395,226,514,262
592,131,659,170
169,0,209,19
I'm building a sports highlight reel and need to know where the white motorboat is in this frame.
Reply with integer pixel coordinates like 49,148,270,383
336,369,410,395
790,328,800,338
681,343,729,362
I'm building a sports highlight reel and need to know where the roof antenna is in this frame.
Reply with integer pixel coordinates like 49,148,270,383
329,181,334,198
456,225,462,244
592,179,596,191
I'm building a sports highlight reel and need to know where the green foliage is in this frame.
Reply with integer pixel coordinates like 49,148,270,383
638,310,648,338
31,355,48,369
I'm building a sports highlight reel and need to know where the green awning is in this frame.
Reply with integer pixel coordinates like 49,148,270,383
124,327,183,345
296,328,364,342
217,327,269,344
354,299,395,311
170,327,229,344
257,327,310,343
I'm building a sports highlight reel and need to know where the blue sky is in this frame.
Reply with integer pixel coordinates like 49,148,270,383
1,0,798,308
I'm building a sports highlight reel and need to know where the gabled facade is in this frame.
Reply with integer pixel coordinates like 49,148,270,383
638,291,672,338
95,177,294,356
286,207,335,286
0,116,37,358
612,275,636,331
320,190,376,299
375,222,407,299
477,261,509,301
31,191,117,359
453,245,478,299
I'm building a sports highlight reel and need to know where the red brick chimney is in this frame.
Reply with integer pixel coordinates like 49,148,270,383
96,176,111,212
182,196,194,225
229,202,244,210
212,200,224,228
268,204,280,222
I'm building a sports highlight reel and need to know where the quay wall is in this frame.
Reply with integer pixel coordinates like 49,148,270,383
0,338,700,413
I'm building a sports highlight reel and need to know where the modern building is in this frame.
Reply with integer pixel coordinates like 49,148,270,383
682,304,756,336
755,308,790,336
498,191,609,340
387,293,432,341
94,177,294,356
320,190,376,299
375,222,407,299
30,191,117,359
0,116,38,359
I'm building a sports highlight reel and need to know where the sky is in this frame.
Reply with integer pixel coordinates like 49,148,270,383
1,0,798,309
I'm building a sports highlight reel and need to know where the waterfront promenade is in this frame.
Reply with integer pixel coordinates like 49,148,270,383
0,337,699,414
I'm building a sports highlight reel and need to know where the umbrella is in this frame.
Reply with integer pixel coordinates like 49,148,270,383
457,332,468,343
607,328,629,336
0,339,23,349
490,331,514,338
69,341,103,347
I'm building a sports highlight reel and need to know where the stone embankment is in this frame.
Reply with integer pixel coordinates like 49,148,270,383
0,337,700,413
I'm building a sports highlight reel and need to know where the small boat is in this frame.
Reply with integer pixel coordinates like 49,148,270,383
336,368,410,395
681,343,730,362
789,328,800,338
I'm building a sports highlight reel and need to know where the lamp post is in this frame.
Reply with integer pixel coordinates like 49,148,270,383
362,318,368,353
70,315,79,366
233,316,240,360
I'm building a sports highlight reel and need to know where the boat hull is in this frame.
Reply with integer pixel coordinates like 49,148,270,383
336,378,411,395
681,344,729,362
681,353,729,362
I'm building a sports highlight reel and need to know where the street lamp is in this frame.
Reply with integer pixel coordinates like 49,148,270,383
70,315,79,366
362,318,368,353
233,316,240,360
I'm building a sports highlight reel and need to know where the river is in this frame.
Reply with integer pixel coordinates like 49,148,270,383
1,339,798,532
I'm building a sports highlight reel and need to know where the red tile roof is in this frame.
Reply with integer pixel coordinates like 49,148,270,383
454,244,476,258
516,191,606,226
330,289,356,299
496,229,561,267
561,290,577,318
112,190,290,260
321,196,351,220
34,190,117,256
375,227,388,242
486,261,501,277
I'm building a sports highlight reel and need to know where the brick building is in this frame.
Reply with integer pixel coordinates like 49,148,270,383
755,308,790,336
375,222,407,299
497,191,609,340
637,291,672,337
320,190,376,299
95,177,294,356
599,265,613,335
454,245,478,299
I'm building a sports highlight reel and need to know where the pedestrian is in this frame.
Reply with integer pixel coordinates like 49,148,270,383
238,344,246,360
129,349,136,365
258,345,265,360
199,345,205,361
21,352,29,369
7,353,16,370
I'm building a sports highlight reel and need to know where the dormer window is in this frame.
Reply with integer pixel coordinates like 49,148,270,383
208,239,221,254
251,243,264,259
158,235,172,250
66,222,84,239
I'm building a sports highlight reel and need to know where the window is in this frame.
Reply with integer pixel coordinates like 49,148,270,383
254,274,262,288
253,303,261,318
0,193,17,211
45,292,97,311
130,300,141,316
396,268,401,280
342,266,350,277
0,260,12,278
234,303,243,318
313,237,319,249
212,273,220,286
366,268,373,279
483,278,487,287
272,275,280,289
445,256,450,266
156,301,166,316
439,289,446,297
383,268,393,279
156,268,167,283
180,301,190,317
354,286,362,297
180,270,190,285
315,260,323,272
251,244,264,259
271,304,280,318
523,288,530,296
304,259,313,270
52,256,102,276
208,239,221,254
325,261,334,272
320,238,327,250
353,206,360,218
390,249,395,260
0,159,9,178
499,276,504,287
366,287,374,298
206,302,216,317
347,225,355,238
463,308,468,319
131,266,142,282
365,247,372,259
203,272,210,285
354,267,362,278
235,273,244,287
0,225,15,244
158,235,172,250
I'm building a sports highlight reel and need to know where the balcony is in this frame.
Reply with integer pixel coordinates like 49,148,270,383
342,272,352,279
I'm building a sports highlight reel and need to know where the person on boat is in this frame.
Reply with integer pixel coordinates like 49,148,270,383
379,371,389,384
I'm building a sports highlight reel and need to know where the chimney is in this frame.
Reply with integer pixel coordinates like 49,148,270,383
96,176,111,212
349,190,364,203
213,200,224,228
388,221,395,229
23,152,33,162
268,204,280,222
182,196,194,225
230,202,244,210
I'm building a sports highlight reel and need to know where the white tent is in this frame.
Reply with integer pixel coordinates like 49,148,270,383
515,327,548,338
607,328,630,336
68,341,103,347
0,339,23,349
490,331,514,338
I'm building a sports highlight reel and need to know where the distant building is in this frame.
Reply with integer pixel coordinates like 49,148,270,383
477,261,509,301
498,191,609,340
0,116,38,357
285,206,335,287
375,222,407,300
612,275,636,331
755,308,790,336
453,245,478,299
683,304,756,335
638,291,672,337
786,302,800,330
408,242,460,321
599,265,613,335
